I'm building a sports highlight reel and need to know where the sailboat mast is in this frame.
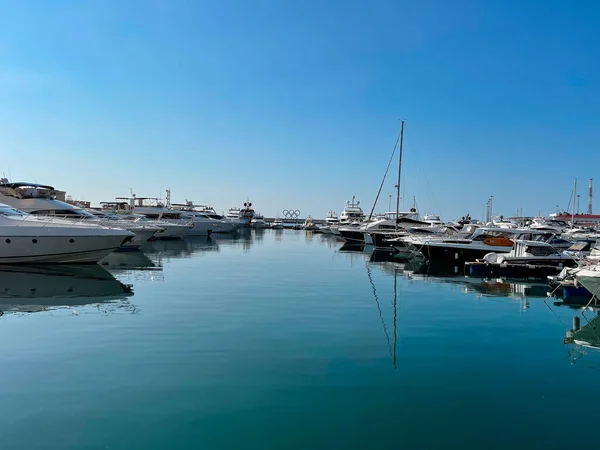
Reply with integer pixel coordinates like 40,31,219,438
572,178,577,227
395,120,405,231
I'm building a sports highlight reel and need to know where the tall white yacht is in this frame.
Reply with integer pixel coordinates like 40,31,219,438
0,203,134,263
0,182,160,246
339,196,365,224
171,200,242,234
239,201,256,227
226,207,241,221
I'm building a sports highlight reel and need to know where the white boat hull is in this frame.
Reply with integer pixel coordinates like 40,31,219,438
0,232,131,263
126,228,157,247
153,223,188,239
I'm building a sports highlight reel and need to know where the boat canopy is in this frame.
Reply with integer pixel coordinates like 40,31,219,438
0,182,55,190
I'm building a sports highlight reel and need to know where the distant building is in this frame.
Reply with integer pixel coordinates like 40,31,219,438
65,194,91,209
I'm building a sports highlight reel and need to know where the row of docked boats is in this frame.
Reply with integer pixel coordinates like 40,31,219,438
325,196,600,302
0,180,261,264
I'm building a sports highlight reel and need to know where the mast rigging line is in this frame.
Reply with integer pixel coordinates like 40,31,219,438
367,133,401,222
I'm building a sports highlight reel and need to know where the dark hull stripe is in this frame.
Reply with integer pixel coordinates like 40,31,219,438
0,247,119,261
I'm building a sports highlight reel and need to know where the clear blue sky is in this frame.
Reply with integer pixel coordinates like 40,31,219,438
1,0,598,220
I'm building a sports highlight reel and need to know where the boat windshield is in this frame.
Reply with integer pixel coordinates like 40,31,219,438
0,205,27,217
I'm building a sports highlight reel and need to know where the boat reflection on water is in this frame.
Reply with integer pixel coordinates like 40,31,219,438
100,250,159,271
563,313,600,365
99,249,163,282
338,243,373,266
0,265,134,314
140,236,220,262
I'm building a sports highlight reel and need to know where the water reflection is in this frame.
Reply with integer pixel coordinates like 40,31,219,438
140,236,220,262
99,249,163,282
100,250,159,271
364,260,399,369
0,265,134,314
563,311,600,367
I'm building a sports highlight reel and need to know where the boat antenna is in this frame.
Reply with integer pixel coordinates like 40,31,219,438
366,127,401,222
395,120,405,231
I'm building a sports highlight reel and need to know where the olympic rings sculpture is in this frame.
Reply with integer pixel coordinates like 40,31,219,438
282,209,301,219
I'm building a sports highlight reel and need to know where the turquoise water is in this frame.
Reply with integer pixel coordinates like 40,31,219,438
0,230,598,450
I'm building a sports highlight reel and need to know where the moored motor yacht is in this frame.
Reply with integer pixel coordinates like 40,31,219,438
407,227,566,267
271,218,284,229
0,182,160,247
239,201,256,227
340,211,426,245
320,210,339,234
339,196,365,224
174,202,242,234
466,239,578,279
470,239,577,268
226,207,241,221
251,213,266,229
0,204,134,263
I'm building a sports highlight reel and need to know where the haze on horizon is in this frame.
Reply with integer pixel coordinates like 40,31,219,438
1,0,599,220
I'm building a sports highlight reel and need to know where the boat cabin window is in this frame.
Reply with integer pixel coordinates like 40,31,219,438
525,245,557,256
31,209,94,217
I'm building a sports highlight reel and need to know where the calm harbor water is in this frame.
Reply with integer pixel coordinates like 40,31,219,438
1,229,599,449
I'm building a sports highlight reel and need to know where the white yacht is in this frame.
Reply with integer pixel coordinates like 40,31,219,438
271,218,284,229
0,182,160,247
490,216,518,229
320,210,339,234
423,214,444,226
0,204,134,263
339,210,424,244
339,196,365,224
226,207,241,221
99,201,187,240
240,201,256,226
171,201,242,234
251,213,266,228
530,217,569,233
111,195,218,237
